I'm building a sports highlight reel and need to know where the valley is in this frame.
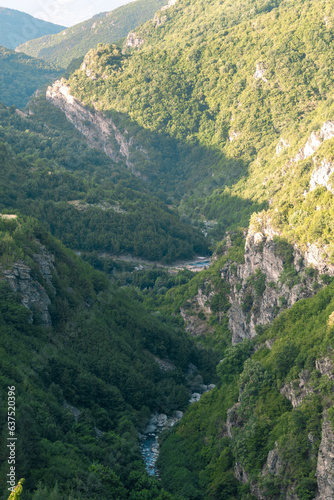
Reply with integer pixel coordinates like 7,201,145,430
1,0,334,499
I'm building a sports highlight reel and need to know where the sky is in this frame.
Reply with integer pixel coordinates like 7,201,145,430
0,0,134,27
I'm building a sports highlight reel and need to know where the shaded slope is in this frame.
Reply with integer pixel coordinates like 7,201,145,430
158,274,334,499
61,0,334,251
0,215,214,498
0,46,62,108
0,100,207,262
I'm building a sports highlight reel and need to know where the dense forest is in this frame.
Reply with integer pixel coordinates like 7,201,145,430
1,0,334,498
0,216,215,499
0,47,62,108
0,100,208,262
154,244,334,499
64,0,334,247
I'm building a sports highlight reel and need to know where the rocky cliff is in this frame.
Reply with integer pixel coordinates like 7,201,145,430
316,414,334,500
227,353,334,499
221,217,322,345
293,121,334,163
2,244,55,327
180,281,215,337
46,80,145,178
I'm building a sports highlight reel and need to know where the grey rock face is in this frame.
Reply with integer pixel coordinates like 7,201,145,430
153,0,178,25
125,32,144,48
316,357,334,380
316,414,334,500
226,402,242,438
234,462,249,484
253,62,268,83
304,243,334,277
262,443,283,476
223,226,318,345
309,159,334,194
293,121,334,163
280,370,313,408
64,401,81,423
46,80,145,179
2,245,55,327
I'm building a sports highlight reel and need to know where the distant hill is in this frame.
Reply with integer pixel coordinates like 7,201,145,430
0,46,62,108
0,7,65,49
16,0,166,68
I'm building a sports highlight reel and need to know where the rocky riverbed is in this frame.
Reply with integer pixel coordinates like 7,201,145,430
141,385,216,475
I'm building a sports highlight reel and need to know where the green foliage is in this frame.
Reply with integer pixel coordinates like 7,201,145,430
159,278,334,498
0,47,62,108
246,269,267,297
0,101,208,262
4,0,334,498
7,479,24,500
0,219,213,499
52,0,334,252
274,237,300,288
328,406,334,431
217,339,254,384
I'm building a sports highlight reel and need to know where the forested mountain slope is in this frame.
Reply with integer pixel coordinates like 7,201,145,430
2,0,334,498
0,215,214,499
157,278,334,499
55,0,334,260
0,7,64,50
16,0,166,68
41,0,334,498
0,47,62,108
0,100,207,262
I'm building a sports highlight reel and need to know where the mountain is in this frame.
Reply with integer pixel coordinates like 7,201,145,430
16,0,166,68
0,99,207,262
57,0,334,261
39,0,334,497
3,0,334,497
0,7,64,50
0,214,215,499
0,46,62,108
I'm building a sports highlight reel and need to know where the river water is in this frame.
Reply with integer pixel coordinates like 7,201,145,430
141,435,159,476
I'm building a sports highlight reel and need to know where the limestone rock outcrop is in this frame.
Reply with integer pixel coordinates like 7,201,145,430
222,218,319,344
125,32,144,48
316,414,334,499
46,80,145,178
153,0,178,26
293,121,334,163
309,159,334,194
280,370,313,408
254,62,268,83
2,245,55,327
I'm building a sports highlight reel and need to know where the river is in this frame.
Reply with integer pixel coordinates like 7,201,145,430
140,434,159,476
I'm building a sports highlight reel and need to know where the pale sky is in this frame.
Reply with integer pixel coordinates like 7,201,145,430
0,0,135,27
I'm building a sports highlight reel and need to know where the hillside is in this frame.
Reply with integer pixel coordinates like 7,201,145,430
0,46,62,108
39,0,334,497
0,7,64,50
16,0,166,68
0,99,207,262
157,273,334,499
2,0,334,497
58,0,334,258
0,215,215,499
